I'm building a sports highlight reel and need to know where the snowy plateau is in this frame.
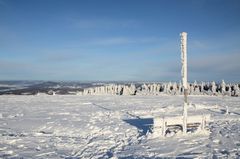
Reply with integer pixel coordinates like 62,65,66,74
0,94,240,158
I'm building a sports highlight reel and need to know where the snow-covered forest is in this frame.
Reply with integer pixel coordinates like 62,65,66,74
83,80,240,96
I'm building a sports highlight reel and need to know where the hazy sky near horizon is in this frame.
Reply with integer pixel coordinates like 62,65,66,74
0,0,240,82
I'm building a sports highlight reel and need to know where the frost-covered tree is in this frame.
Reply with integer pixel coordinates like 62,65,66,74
171,82,178,95
163,83,167,93
233,84,240,96
167,82,172,94
225,84,231,96
178,81,183,94
221,80,226,94
211,81,216,94
200,82,205,94
129,84,136,95
156,84,161,94
189,84,194,95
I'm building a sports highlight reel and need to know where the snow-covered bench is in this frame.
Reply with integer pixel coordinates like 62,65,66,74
154,114,211,136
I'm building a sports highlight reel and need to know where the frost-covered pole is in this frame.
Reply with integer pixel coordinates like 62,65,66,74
180,32,188,134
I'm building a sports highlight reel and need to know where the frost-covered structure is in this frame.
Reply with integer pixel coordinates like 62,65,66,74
153,32,211,137
180,32,188,134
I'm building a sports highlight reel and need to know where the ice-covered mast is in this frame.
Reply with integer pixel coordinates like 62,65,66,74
153,32,210,137
180,32,188,134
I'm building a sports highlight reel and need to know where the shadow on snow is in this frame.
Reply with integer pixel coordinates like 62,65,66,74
123,118,153,136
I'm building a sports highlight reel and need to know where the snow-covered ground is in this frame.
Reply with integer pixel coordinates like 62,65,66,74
0,95,240,158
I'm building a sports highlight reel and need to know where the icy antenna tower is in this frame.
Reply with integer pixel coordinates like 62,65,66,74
180,32,188,134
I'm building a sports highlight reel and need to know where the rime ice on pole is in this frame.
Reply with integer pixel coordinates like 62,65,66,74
180,32,188,134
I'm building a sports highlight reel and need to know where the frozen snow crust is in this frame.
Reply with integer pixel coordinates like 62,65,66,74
1,95,240,158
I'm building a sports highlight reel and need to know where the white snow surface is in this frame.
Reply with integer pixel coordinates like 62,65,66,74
0,95,240,158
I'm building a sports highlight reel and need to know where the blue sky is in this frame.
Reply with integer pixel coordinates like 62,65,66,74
0,0,240,82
